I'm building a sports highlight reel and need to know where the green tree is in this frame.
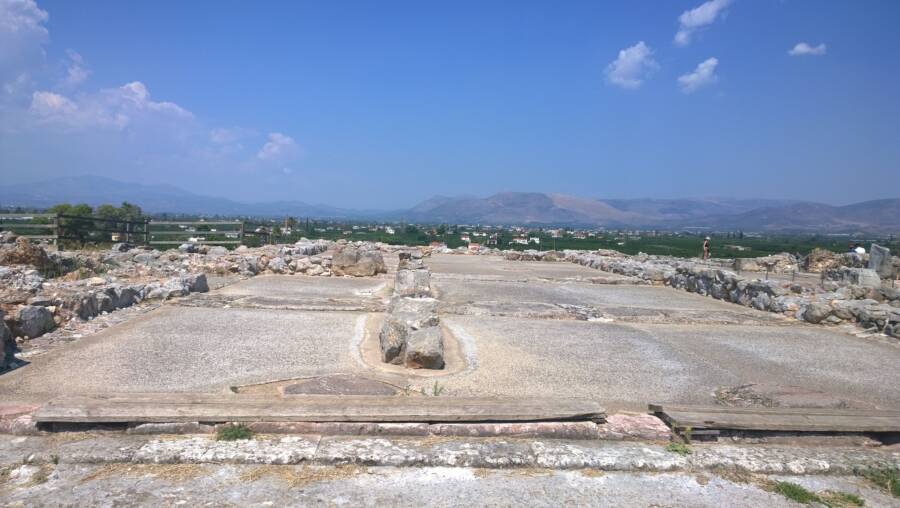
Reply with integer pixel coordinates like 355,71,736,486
118,202,143,221
50,203,94,245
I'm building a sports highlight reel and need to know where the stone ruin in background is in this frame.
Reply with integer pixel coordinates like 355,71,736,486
378,249,444,369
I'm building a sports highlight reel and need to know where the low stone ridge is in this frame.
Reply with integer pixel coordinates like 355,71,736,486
378,250,444,369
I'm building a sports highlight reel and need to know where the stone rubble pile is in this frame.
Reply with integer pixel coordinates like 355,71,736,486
378,250,444,369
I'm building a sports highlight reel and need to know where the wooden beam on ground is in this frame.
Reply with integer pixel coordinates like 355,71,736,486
34,394,606,424
650,404,900,433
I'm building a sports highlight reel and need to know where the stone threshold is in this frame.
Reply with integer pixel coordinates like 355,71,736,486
3,434,898,474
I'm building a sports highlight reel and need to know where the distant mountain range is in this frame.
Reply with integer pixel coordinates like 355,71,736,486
0,176,360,218
1,176,898,233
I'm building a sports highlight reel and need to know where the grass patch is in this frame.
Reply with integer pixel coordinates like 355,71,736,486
665,442,692,455
857,467,898,498
773,481,820,504
820,491,865,507
216,424,253,441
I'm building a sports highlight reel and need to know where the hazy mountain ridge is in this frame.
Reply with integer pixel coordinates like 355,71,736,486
1,176,897,232
0,176,362,218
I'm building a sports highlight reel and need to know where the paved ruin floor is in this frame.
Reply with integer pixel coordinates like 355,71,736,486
1,254,899,411
4,464,897,508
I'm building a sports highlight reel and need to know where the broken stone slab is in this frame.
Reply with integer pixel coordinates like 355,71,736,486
282,374,398,396
596,414,672,441
394,269,432,298
379,315,409,364
14,305,55,339
868,244,894,279
404,327,444,369
127,422,216,435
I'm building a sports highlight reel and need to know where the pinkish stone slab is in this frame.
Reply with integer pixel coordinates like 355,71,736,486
596,414,671,441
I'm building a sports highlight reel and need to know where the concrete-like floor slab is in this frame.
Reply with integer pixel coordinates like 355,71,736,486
428,253,619,281
0,306,363,399
218,274,388,299
439,315,900,411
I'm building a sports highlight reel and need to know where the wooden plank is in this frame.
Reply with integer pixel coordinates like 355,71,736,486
0,223,55,229
649,404,900,417
0,213,55,218
148,231,241,235
20,235,58,240
149,240,242,245
150,221,242,226
34,394,606,424
650,404,900,433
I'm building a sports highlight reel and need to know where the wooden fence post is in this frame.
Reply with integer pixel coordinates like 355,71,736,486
54,213,62,251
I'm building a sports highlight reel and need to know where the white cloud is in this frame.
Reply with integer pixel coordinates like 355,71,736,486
678,57,719,93
2,0,303,197
62,49,89,86
674,0,731,47
605,41,658,89
788,42,827,56
209,126,255,145
30,90,75,116
257,132,298,161
28,81,192,129
0,0,48,91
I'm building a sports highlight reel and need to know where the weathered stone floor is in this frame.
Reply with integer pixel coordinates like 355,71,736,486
2,434,899,507
2,253,899,413
4,465,897,508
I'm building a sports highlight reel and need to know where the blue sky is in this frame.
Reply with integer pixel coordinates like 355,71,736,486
1,0,898,208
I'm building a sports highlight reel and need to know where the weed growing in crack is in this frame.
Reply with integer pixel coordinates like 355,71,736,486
216,424,253,441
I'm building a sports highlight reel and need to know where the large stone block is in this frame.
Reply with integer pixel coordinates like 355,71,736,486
404,327,444,370
378,316,409,364
332,246,386,277
14,305,55,339
868,244,894,279
395,269,431,297
389,297,439,330
825,267,882,289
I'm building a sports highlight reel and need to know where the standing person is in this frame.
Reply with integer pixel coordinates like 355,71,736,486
702,236,711,260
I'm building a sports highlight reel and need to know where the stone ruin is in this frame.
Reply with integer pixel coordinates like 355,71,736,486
0,234,393,371
378,250,444,369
